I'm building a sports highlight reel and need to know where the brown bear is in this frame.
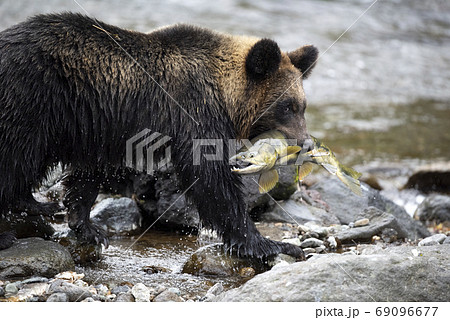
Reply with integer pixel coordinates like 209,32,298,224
0,13,318,258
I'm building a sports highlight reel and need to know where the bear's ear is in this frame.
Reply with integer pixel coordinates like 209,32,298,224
288,45,319,79
246,39,282,80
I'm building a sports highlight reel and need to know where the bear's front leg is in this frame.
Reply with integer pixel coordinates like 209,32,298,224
174,148,304,260
62,169,108,247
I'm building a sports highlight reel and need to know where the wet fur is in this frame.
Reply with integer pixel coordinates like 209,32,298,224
0,13,317,258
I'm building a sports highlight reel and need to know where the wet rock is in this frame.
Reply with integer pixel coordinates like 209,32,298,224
310,177,429,239
215,245,450,302
404,161,450,193
414,194,450,224
131,283,150,302
0,238,74,279
418,234,447,246
300,238,323,248
5,283,18,295
182,244,266,277
111,285,131,295
47,279,92,302
239,267,256,278
115,292,135,302
153,289,184,302
46,292,69,302
142,265,171,274
91,197,142,236
261,198,339,226
354,218,370,227
15,283,49,302
55,230,102,264
333,207,409,244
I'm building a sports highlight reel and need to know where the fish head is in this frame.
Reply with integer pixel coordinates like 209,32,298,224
231,142,277,174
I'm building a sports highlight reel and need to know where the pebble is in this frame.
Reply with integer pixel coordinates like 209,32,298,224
5,283,18,295
300,238,324,248
444,237,450,245
111,285,131,295
354,218,370,227
168,287,181,296
95,284,110,296
418,234,447,246
16,283,49,301
381,228,398,243
115,292,135,302
239,267,256,278
47,279,92,302
0,286,4,297
302,248,316,255
54,271,84,283
326,236,338,249
19,277,49,285
282,238,301,246
46,292,69,302
131,283,150,302
315,245,326,253
153,289,184,302
206,283,224,297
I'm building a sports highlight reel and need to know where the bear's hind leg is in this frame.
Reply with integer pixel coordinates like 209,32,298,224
62,169,108,247
13,192,63,216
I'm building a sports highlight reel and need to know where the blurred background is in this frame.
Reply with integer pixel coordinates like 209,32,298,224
1,0,449,167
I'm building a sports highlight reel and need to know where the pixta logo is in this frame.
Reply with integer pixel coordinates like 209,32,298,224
126,129,171,175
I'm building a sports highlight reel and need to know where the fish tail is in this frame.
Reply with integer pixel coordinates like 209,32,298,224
336,170,363,196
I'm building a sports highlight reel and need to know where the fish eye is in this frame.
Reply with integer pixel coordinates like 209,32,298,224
249,153,255,158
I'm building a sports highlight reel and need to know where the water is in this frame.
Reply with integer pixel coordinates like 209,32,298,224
2,0,449,293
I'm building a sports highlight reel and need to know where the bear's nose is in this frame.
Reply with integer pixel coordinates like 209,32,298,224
302,138,314,152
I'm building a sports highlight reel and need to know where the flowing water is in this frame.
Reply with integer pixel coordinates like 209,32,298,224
1,0,449,294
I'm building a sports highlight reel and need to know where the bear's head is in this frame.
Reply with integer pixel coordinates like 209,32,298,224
226,38,318,149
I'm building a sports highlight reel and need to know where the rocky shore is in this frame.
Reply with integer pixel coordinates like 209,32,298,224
1,162,449,302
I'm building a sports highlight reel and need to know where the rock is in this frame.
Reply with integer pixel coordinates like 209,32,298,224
255,222,299,241
207,283,224,297
46,292,69,302
111,285,131,295
0,286,5,297
333,207,409,243
404,161,450,193
182,244,266,277
381,228,398,243
115,292,135,302
281,238,301,246
5,283,18,295
418,234,447,246
414,194,450,224
131,283,150,302
0,238,74,279
300,238,323,248
55,230,102,264
47,279,92,302
261,198,339,226
354,218,369,227
239,267,256,278
310,177,429,239
15,283,49,301
153,289,184,302
91,197,142,236
215,245,450,302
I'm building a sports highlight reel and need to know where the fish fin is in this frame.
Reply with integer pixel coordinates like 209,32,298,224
336,171,363,196
298,162,315,181
286,146,302,155
340,165,362,180
320,163,338,175
258,169,279,193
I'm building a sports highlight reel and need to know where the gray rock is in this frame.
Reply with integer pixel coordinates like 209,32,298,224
333,207,409,243
182,244,266,277
91,197,142,236
47,280,92,302
261,199,339,226
115,292,135,302
0,286,5,297
131,283,150,302
206,282,224,297
0,238,74,279
5,283,18,295
15,283,49,301
310,177,429,239
418,234,447,246
46,292,69,302
300,238,323,248
414,194,450,224
215,245,450,302
153,289,184,302
111,285,131,295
